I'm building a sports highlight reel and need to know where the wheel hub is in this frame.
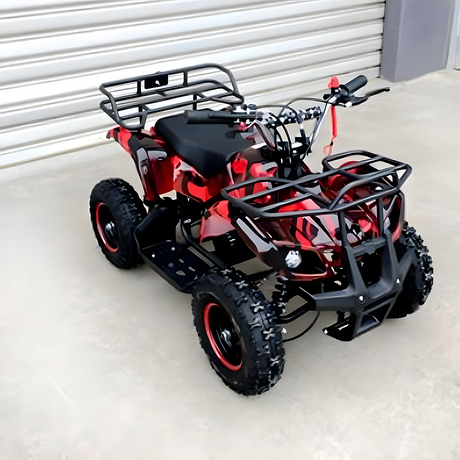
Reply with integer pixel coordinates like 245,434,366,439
220,329,232,347
204,302,243,371
95,202,119,252
104,221,117,241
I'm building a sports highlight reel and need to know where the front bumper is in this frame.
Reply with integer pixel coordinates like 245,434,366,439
294,219,413,340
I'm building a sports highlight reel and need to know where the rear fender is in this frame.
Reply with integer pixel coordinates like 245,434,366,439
108,126,172,203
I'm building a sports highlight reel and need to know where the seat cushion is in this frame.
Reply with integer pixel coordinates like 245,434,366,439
155,113,253,178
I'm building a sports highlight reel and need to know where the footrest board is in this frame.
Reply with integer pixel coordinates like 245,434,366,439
140,241,211,293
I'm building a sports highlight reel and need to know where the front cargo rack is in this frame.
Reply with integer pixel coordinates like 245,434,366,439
99,63,244,130
221,151,412,220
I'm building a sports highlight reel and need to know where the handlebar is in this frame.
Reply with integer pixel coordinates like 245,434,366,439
183,80,389,155
185,84,390,129
323,74,389,107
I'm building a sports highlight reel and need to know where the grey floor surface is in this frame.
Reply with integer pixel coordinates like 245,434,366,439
1,71,459,460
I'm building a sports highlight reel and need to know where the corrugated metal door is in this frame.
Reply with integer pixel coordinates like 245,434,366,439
0,0,385,167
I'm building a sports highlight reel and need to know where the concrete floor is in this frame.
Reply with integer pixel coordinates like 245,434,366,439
1,71,459,460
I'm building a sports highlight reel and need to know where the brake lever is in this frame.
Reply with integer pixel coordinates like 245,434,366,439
350,87,390,105
350,96,368,106
364,87,390,98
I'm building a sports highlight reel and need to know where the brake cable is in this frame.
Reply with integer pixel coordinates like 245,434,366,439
283,311,321,342
256,106,294,173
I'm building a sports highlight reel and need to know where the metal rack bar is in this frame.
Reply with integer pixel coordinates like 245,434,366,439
99,63,244,130
222,151,411,219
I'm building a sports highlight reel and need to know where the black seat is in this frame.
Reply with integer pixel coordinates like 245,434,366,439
155,113,254,178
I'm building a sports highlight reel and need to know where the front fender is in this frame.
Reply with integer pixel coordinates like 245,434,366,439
232,216,291,278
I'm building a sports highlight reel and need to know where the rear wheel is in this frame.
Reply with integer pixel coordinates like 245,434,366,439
89,178,146,268
388,224,434,318
192,269,285,395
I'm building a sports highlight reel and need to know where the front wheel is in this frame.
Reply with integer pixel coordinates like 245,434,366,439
388,224,434,318
192,269,285,395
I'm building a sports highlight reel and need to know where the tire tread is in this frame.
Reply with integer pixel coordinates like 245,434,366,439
388,224,434,318
192,268,285,395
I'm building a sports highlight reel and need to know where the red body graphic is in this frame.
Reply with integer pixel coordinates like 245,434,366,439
109,125,404,282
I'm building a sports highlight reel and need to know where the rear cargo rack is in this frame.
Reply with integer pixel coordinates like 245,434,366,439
99,63,244,130
221,151,412,220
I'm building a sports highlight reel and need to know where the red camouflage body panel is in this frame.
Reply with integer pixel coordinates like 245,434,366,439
108,126,404,281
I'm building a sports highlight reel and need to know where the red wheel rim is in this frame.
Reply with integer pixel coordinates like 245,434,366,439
95,202,119,253
203,302,243,371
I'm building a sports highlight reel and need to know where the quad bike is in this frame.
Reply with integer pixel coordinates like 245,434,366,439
90,64,433,395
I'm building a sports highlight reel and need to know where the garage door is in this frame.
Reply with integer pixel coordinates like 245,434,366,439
0,0,385,168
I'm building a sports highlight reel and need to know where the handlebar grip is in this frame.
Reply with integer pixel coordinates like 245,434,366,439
343,75,368,93
185,110,251,124
185,110,216,124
